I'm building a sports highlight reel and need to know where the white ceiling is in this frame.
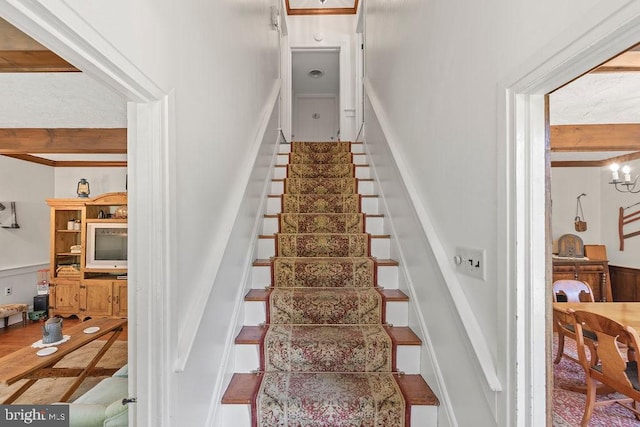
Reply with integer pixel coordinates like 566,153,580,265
292,50,340,96
550,72,640,125
0,73,126,128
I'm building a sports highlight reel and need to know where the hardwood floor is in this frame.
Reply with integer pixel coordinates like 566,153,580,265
0,317,127,358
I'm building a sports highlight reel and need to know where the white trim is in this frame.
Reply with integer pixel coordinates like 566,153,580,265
0,263,48,278
174,80,282,371
499,2,640,425
364,77,502,392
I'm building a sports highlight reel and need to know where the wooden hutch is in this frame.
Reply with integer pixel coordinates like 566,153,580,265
46,192,127,319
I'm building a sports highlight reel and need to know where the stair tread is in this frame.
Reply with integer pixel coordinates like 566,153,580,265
381,289,409,301
396,374,440,406
221,373,260,404
235,325,421,345
245,288,270,301
222,373,438,407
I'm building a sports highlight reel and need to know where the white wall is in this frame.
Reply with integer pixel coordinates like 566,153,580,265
550,167,602,246
54,167,127,198
600,158,640,268
363,0,628,425
0,156,51,325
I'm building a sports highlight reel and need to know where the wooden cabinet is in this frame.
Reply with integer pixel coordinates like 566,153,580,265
552,259,612,302
113,281,128,317
46,193,127,319
50,279,80,316
80,281,113,317
610,265,640,302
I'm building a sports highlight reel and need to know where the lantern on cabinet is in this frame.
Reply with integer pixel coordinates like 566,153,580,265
76,179,90,198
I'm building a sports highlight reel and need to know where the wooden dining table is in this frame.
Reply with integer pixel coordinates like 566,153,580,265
0,317,127,403
553,302,640,331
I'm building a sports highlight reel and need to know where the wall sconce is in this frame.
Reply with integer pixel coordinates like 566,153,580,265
77,178,90,198
609,163,640,193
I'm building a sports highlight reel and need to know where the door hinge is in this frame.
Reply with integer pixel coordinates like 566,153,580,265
122,397,137,405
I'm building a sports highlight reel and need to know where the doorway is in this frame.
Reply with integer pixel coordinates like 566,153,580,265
291,49,340,141
507,11,640,425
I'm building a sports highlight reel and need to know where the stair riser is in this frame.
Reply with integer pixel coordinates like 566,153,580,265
277,143,363,155
250,263,399,289
233,342,421,374
243,300,408,327
218,402,437,426
261,215,384,234
256,236,389,259
265,195,379,215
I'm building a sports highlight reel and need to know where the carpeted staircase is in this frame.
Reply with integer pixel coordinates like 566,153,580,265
222,141,438,426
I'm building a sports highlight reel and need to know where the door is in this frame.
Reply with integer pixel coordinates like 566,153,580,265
113,281,128,317
294,96,338,141
81,281,113,317
51,280,80,316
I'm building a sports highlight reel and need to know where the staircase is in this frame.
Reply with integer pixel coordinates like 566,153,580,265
221,141,438,426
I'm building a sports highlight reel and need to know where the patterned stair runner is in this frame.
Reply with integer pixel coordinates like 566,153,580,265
253,141,408,427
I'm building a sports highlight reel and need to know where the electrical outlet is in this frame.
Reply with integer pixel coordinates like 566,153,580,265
454,247,486,280
4,286,12,296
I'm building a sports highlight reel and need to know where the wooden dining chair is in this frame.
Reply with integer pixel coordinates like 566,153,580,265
571,309,640,426
552,280,597,365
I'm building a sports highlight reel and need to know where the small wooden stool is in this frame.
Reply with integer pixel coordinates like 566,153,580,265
0,303,28,328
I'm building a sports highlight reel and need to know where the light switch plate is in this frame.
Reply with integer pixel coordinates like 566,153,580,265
454,247,486,280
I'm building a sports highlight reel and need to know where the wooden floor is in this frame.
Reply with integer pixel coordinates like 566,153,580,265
0,317,128,358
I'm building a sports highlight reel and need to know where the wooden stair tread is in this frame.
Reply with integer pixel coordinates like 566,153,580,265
221,373,260,404
245,289,270,301
396,374,440,406
235,325,420,346
236,325,266,344
381,289,409,301
387,326,422,345
222,373,438,407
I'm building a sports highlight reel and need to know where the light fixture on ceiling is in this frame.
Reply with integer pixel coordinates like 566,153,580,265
319,0,327,4
609,163,640,193
308,69,324,78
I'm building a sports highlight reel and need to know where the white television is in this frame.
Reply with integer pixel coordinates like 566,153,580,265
85,222,128,270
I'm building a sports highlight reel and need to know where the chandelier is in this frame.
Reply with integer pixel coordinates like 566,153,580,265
609,163,640,193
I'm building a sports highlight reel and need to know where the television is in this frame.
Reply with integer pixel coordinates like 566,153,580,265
85,222,128,270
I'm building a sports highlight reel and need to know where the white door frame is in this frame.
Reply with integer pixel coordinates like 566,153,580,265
283,38,353,142
0,2,173,426
501,4,640,426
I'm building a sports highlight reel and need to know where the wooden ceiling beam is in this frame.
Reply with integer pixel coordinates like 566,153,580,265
0,128,127,154
0,50,79,72
550,124,640,152
1,154,126,168
551,151,640,168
